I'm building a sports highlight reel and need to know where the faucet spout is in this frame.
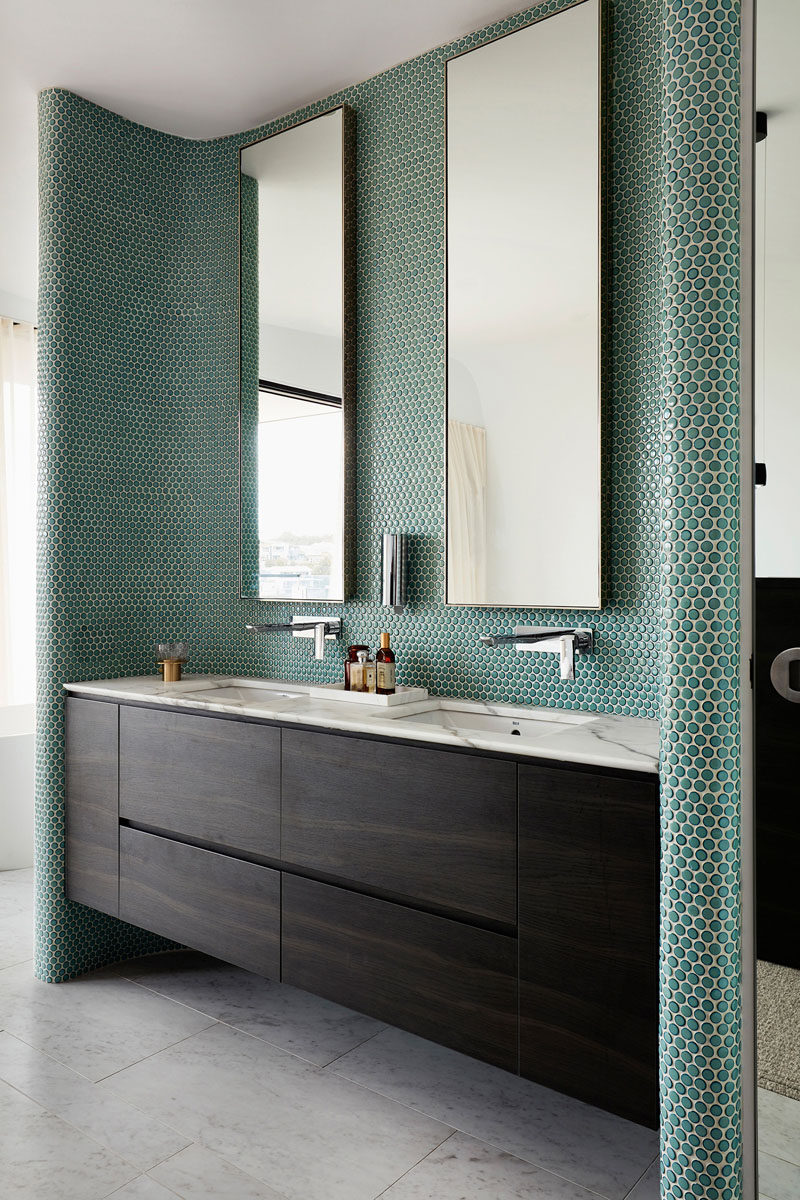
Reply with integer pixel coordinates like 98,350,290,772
479,627,594,681
246,616,342,660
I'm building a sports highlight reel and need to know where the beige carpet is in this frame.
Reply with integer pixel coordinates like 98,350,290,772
758,959,800,1101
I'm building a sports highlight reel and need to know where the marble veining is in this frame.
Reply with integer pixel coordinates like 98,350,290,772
64,675,659,774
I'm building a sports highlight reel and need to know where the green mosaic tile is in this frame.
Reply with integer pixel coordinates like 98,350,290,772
659,3,742,1198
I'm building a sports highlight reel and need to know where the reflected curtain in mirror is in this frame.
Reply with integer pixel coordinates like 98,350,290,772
447,420,487,603
446,0,601,609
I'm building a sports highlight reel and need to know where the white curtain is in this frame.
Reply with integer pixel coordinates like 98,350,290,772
0,319,37,706
448,419,487,604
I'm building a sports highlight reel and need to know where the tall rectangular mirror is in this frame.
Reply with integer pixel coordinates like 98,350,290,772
239,105,354,602
446,0,601,609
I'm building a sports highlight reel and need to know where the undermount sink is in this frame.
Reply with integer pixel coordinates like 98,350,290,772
181,679,305,704
393,702,595,741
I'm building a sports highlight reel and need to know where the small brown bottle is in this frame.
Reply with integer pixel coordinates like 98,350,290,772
376,632,396,695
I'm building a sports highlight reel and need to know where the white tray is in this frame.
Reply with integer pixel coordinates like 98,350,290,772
308,682,429,707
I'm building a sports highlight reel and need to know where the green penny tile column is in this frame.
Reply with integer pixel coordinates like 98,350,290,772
659,3,742,1199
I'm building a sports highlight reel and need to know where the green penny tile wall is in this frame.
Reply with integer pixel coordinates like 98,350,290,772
659,4,742,1199
37,1,745,1195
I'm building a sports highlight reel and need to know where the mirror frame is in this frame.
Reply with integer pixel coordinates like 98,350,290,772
443,0,605,610
237,103,356,603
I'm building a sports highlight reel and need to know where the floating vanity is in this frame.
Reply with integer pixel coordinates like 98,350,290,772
63,675,659,1128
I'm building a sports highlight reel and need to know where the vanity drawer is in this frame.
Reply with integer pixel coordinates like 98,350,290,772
281,728,517,924
119,827,280,978
119,705,280,857
282,873,518,1071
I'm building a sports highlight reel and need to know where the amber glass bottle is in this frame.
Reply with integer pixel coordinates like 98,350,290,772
376,632,396,695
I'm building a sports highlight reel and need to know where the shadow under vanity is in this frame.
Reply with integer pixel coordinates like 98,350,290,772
63,684,659,1130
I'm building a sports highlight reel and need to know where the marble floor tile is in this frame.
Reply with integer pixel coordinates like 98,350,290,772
150,1142,289,1199
101,1022,452,1200
626,1157,660,1200
329,1026,657,1200
758,1088,800,1166
0,868,34,918
0,909,33,969
104,1177,180,1199
118,950,385,1066
380,1130,604,1200
0,1077,139,1199
758,1151,800,1200
0,1030,191,1170
0,960,217,1081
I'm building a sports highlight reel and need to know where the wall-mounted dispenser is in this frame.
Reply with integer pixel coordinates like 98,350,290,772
382,533,408,613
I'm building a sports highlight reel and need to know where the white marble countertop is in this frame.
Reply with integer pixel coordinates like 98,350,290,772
64,675,660,775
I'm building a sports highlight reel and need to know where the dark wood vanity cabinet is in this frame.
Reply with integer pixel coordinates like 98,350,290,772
119,705,280,858
64,694,659,1127
120,827,280,979
282,874,518,1071
282,728,516,924
519,764,659,1127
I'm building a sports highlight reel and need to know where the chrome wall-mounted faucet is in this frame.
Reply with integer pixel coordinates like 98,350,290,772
479,627,594,681
246,616,342,661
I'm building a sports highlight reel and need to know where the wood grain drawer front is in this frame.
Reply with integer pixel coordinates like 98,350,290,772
65,697,119,917
282,873,518,1071
119,827,280,978
281,728,517,924
518,764,659,1128
119,705,280,857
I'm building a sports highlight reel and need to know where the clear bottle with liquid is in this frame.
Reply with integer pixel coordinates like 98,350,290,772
351,649,376,694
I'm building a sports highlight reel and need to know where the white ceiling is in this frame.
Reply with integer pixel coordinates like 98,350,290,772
0,0,529,322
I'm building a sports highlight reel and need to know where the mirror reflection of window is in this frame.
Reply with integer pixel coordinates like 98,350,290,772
257,390,343,601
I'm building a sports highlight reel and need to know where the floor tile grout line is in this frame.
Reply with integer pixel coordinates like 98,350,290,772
620,1152,659,1199
371,1129,458,1199
760,1146,800,1170
322,1068,641,1200
111,963,395,1068
0,1027,104,1085
0,1077,147,1187
0,1041,195,1175
321,1025,389,1069
94,1022,221,1084
109,971,393,1072
145,1141,295,1200
102,1172,182,1200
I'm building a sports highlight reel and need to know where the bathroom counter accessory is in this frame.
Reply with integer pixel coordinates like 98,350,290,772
64,675,659,774
307,682,428,707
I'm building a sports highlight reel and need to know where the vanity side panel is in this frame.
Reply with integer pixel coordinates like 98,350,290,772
119,826,280,978
119,705,280,857
281,727,517,924
64,697,120,916
518,764,659,1128
282,872,518,1071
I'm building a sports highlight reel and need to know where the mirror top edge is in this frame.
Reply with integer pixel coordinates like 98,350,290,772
443,0,598,72
239,101,350,158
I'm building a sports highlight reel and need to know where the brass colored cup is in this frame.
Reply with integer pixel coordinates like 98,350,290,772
160,659,184,683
